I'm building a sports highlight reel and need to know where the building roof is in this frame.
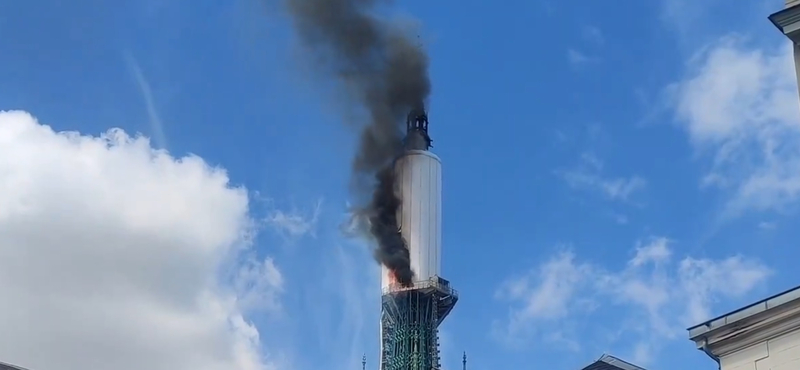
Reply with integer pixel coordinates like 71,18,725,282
687,284,800,340
769,3,800,44
0,361,29,370
580,354,646,370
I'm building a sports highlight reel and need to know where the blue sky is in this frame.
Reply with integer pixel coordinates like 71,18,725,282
1,0,799,369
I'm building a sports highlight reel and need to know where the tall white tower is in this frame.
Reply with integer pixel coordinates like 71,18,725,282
378,110,457,370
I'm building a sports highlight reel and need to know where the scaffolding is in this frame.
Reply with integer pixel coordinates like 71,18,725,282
380,277,458,370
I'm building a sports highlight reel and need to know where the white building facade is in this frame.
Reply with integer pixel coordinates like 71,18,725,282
688,286,800,370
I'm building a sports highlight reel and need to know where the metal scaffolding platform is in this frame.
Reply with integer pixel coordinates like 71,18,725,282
380,277,458,370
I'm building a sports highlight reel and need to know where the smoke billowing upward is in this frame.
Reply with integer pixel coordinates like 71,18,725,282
285,0,430,286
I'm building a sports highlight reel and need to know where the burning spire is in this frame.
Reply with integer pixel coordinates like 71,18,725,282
285,0,431,286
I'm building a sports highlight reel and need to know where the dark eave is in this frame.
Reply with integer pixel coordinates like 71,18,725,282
769,4,800,44
0,361,30,370
687,284,800,339
580,354,646,370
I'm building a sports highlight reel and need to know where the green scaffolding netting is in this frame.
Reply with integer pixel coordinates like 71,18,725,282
380,291,441,370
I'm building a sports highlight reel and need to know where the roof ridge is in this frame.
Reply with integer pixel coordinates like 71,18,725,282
597,354,646,370
0,360,31,370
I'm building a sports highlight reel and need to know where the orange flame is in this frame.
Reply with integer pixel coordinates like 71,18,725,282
387,269,414,291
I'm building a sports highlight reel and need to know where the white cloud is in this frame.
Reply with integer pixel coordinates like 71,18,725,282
0,111,281,370
560,153,647,202
631,342,655,367
567,49,599,66
668,37,800,215
629,237,671,267
495,237,771,365
678,255,771,324
235,256,284,313
758,221,777,230
568,49,589,64
581,152,604,170
264,199,322,239
496,251,590,325
611,213,629,225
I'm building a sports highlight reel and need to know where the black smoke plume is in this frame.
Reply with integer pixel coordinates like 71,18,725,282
284,0,430,286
